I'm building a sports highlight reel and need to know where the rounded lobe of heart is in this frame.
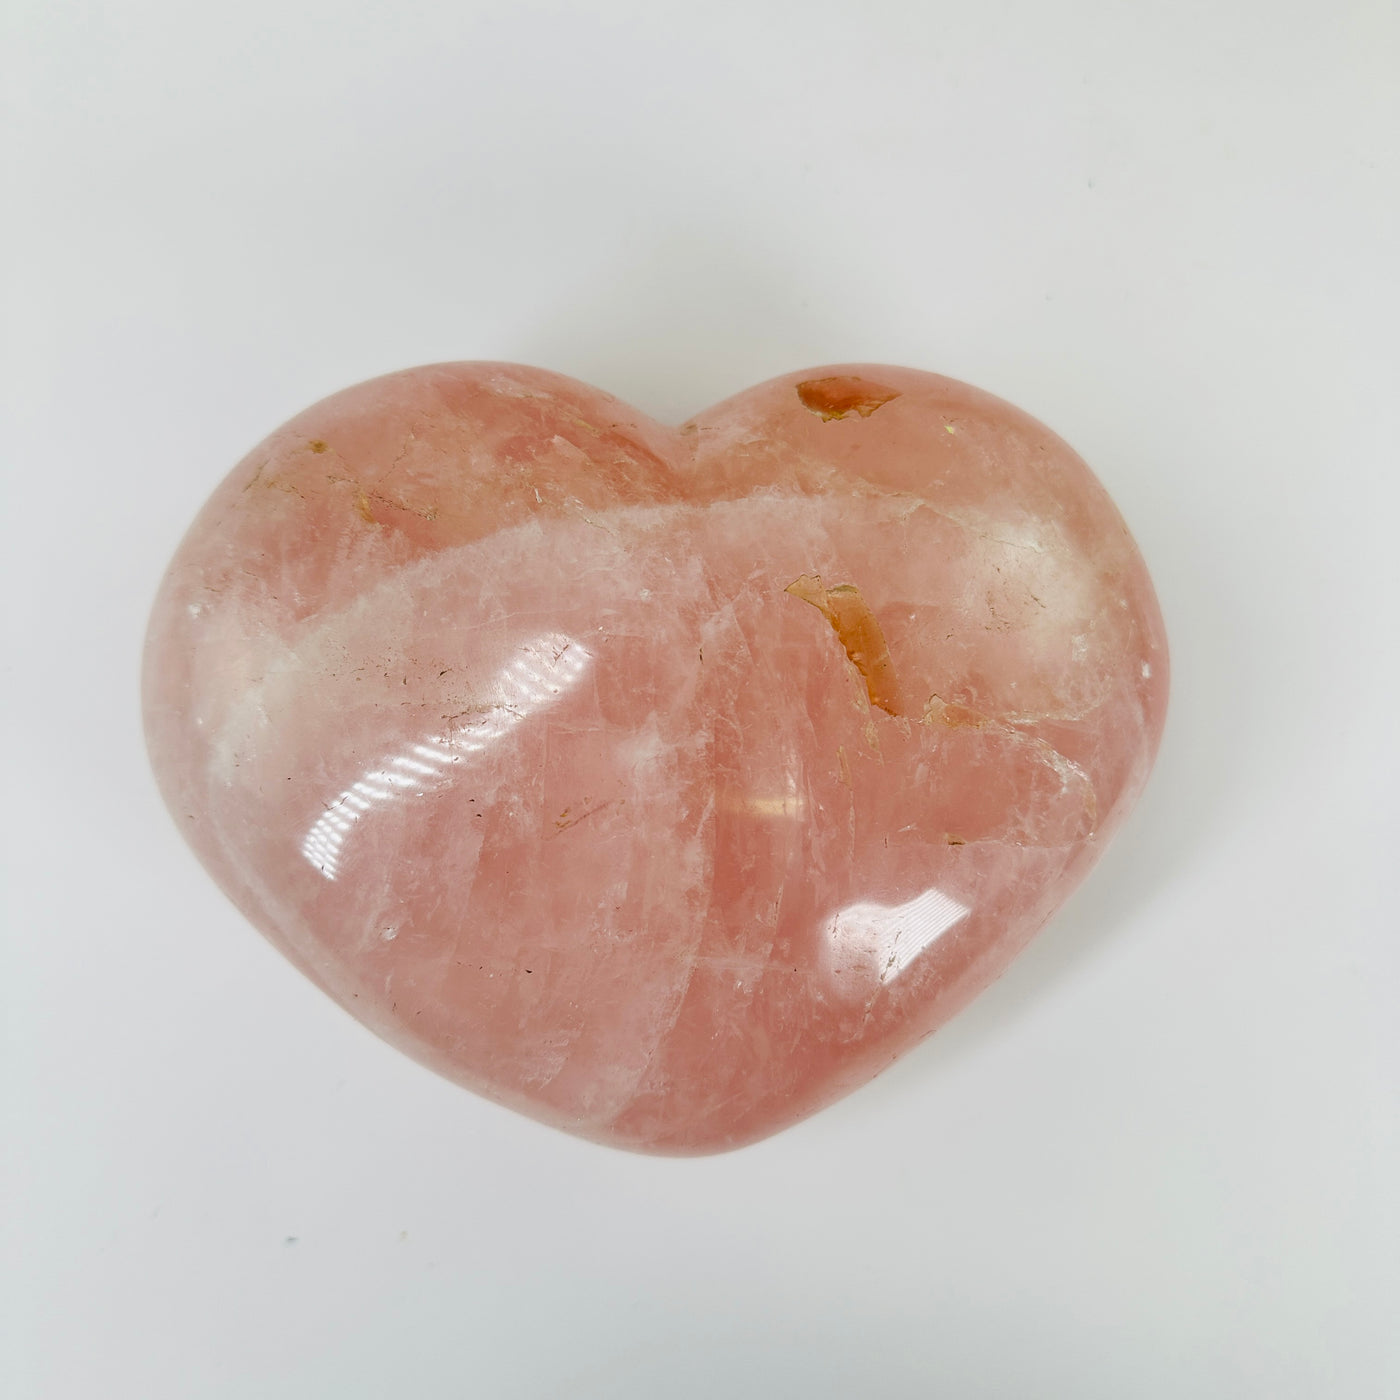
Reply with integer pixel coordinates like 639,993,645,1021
143,362,1168,1153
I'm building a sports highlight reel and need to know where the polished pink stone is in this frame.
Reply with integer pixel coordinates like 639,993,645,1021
143,363,1168,1153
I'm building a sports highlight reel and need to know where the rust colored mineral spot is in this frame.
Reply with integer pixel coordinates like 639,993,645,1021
796,376,902,421
785,573,902,716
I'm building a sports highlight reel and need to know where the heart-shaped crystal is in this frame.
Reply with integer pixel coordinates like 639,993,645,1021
144,363,1167,1152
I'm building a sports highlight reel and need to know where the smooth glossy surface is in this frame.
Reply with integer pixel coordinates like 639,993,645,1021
143,363,1168,1153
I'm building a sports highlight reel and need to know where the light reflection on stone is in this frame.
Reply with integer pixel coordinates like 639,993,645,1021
826,886,971,986
301,633,589,879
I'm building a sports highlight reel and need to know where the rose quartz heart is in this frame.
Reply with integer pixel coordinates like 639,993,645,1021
144,363,1167,1153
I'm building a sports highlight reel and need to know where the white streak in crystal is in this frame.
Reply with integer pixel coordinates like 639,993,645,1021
301,633,590,880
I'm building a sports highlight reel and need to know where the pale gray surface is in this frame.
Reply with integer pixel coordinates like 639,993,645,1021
4,2,1397,1396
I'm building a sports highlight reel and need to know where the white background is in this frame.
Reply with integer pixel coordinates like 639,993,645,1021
4,2,1397,1396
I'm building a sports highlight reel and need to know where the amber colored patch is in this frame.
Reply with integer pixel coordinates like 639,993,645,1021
786,574,901,716
796,376,901,421
308,440,329,453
